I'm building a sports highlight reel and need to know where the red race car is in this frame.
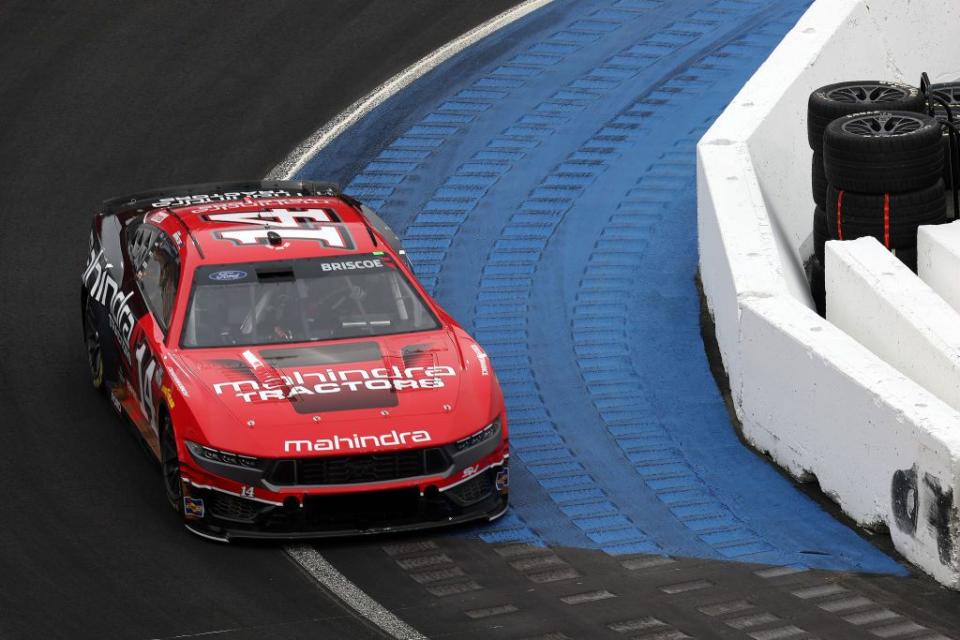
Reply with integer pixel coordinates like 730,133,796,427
81,181,508,541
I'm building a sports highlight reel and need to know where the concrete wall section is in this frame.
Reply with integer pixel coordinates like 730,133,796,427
697,140,788,406
827,237,960,413
698,0,960,587
918,221,960,314
739,296,960,587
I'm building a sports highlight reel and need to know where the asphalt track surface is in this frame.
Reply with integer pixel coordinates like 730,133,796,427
0,3,517,639
4,1,960,640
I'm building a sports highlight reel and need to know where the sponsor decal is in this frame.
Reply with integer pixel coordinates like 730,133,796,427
183,496,205,518
208,270,248,282
320,258,383,272
213,365,456,403
242,343,446,413
82,244,137,360
284,429,431,453
164,364,190,398
160,385,175,410
205,207,331,227
470,344,489,376
171,230,184,248
151,190,296,208
495,467,509,492
147,210,169,224
188,197,334,215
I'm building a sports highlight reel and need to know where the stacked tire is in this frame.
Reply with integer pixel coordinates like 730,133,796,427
822,111,945,273
806,81,940,314
931,82,960,201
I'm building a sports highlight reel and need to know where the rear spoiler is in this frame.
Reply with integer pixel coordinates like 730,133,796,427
101,180,341,214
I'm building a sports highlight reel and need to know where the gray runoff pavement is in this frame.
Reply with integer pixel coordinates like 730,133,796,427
0,2,516,639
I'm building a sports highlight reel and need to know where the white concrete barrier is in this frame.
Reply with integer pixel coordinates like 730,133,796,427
739,296,960,586
826,237,960,413
698,0,960,587
918,221,960,314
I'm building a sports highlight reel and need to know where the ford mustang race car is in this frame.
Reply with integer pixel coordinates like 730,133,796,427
81,180,508,540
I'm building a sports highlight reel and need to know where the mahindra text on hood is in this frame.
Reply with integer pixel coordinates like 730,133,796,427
165,329,499,456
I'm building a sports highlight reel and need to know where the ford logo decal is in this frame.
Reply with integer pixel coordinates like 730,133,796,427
209,270,247,281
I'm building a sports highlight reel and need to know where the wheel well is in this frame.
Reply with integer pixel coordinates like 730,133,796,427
157,403,172,435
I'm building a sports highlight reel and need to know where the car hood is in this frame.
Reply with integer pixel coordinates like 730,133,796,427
166,329,498,457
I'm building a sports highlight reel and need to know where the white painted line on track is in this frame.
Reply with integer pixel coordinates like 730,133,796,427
268,2,556,638
267,0,556,180
286,544,428,640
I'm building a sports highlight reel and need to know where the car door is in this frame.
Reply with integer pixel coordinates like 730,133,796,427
127,228,181,435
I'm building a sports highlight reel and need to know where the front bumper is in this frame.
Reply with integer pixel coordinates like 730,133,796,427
180,457,509,542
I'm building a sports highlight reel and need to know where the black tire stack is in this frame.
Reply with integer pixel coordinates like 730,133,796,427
806,81,943,314
931,82,960,203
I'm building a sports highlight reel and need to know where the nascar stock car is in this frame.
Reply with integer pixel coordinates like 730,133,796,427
80,180,508,540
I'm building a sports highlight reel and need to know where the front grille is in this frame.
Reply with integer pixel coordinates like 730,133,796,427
209,492,262,523
267,448,450,486
445,471,494,507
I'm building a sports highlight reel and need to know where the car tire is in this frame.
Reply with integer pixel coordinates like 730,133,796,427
823,111,944,193
825,180,946,248
808,81,924,151
812,152,827,209
159,412,183,512
813,206,828,264
808,256,825,317
931,84,960,187
931,83,960,111
82,295,107,393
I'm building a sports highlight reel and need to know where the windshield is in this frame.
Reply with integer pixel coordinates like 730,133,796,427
182,254,439,347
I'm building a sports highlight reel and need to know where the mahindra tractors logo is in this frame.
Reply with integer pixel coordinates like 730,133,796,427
213,365,456,402
284,429,431,453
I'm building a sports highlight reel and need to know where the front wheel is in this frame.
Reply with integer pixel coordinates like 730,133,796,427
159,413,182,512
82,297,105,392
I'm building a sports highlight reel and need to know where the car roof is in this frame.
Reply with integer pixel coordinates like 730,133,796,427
156,196,381,264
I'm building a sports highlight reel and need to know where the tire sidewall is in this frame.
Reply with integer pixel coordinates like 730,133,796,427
159,413,183,513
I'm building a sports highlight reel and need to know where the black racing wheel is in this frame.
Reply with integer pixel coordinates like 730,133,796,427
83,297,105,392
159,413,182,512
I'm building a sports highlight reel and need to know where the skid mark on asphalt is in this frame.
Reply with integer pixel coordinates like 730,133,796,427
299,0,904,573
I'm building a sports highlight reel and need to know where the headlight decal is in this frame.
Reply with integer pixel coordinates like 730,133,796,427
455,416,501,452
186,441,260,468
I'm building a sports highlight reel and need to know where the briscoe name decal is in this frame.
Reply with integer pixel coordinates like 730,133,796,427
82,245,136,359
321,259,382,272
214,365,455,402
284,429,431,453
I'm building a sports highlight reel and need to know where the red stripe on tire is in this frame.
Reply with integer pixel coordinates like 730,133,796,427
883,192,890,248
836,189,844,240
